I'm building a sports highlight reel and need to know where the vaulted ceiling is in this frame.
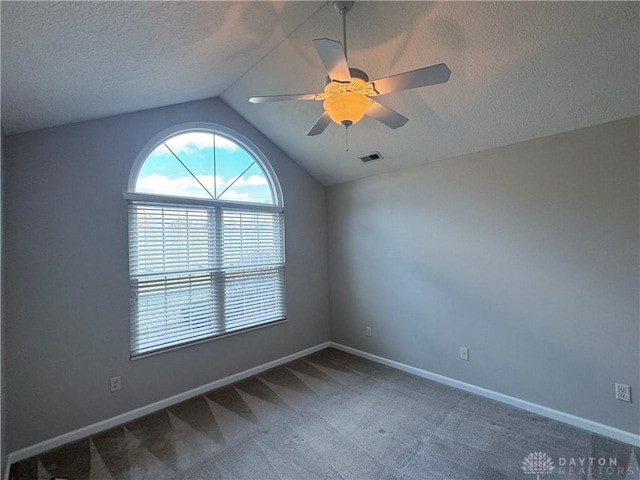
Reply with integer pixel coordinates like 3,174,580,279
2,1,638,185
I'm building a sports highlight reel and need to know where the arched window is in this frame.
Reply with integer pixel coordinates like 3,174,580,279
125,125,285,358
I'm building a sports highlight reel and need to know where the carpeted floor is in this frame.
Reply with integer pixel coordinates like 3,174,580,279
8,348,639,479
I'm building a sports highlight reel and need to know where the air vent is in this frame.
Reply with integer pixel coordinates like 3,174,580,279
360,152,383,163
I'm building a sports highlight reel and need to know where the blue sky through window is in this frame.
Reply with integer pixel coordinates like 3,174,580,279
135,132,273,204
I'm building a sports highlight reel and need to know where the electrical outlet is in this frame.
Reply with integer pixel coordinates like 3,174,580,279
460,347,469,361
366,326,372,337
615,383,631,402
110,376,121,392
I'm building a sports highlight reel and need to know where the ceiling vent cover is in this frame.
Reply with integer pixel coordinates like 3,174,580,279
360,152,383,163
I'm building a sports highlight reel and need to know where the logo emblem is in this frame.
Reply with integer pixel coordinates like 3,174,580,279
522,451,555,479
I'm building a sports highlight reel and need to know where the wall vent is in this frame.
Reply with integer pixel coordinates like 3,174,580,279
360,152,383,163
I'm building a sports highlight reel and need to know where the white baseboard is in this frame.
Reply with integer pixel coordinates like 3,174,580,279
330,342,640,448
4,342,331,479
6,340,638,480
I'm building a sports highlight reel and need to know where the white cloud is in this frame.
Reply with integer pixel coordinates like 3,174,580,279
136,173,217,199
161,132,239,155
230,175,268,187
136,173,269,202
220,190,252,201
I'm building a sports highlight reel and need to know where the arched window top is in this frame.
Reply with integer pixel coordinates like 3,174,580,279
129,124,282,207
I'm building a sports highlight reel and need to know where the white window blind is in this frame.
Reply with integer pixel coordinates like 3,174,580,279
129,201,285,357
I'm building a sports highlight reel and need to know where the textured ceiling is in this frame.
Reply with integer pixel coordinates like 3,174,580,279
2,1,638,186
1,1,324,133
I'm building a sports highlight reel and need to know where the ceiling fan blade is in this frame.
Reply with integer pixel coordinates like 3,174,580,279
366,100,408,129
249,93,317,103
312,38,351,83
307,112,333,136
370,63,451,96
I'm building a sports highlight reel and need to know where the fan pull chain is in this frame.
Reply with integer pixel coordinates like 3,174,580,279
345,126,349,151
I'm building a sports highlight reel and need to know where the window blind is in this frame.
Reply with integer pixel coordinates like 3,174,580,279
129,202,285,357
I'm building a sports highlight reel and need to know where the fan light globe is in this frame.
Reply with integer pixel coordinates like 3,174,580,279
323,92,373,127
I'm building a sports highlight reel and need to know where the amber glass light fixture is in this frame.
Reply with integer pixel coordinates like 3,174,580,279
320,69,374,128
323,92,373,127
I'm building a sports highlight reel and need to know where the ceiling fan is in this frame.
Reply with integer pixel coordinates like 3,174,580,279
249,0,451,138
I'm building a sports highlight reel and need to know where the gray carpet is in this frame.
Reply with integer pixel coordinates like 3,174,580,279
9,348,639,479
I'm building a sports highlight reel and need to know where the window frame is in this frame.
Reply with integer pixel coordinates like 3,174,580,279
125,123,286,359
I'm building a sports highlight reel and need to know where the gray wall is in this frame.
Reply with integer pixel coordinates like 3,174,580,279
328,116,639,434
1,125,6,474
4,98,329,452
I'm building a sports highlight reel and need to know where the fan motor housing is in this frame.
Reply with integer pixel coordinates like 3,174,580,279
324,68,369,87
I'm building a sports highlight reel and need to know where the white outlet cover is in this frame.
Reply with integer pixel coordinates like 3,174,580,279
110,376,121,392
615,383,631,402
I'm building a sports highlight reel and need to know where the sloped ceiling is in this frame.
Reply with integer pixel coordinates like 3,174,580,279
2,1,638,185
